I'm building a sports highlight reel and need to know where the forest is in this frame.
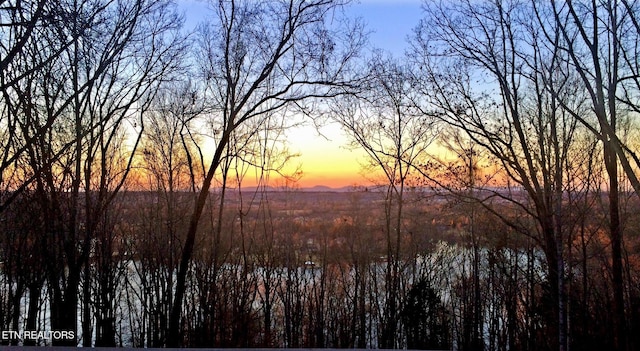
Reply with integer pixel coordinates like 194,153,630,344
1,0,640,350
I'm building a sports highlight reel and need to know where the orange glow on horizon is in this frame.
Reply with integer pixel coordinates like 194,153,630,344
265,122,372,189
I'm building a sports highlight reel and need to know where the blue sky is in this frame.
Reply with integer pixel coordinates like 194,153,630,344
179,0,423,56
347,0,423,55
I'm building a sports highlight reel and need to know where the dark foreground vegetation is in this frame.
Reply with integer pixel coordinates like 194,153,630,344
2,187,640,350
3,0,640,350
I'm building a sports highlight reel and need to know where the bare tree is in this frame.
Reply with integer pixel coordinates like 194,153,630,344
0,0,144,210
2,0,184,345
334,54,437,348
410,1,590,350
548,2,640,349
166,0,365,345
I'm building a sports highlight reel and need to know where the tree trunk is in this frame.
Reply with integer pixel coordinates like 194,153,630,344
24,283,41,346
605,139,626,351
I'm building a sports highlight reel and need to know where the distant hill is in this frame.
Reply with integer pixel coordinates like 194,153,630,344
236,185,366,193
301,185,354,192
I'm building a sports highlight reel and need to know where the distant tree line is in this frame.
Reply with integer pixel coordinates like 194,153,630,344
1,1,640,350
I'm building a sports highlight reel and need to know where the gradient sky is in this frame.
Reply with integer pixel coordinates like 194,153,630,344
289,0,424,188
180,0,424,188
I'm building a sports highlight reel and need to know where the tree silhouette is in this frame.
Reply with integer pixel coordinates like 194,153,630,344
402,279,450,350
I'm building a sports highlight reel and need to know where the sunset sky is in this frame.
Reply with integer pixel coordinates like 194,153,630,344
181,0,424,188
